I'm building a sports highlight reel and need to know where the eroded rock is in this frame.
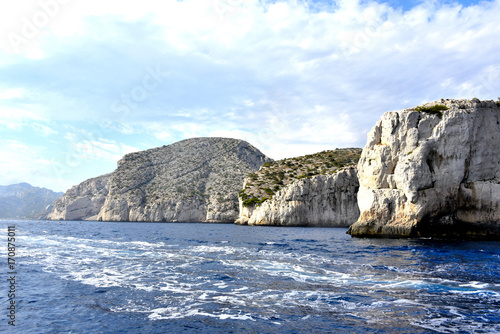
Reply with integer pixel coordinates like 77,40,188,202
348,99,500,239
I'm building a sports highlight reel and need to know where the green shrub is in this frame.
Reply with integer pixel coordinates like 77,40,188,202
242,197,260,207
242,197,268,207
238,189,248,200
264,188,274,196
415,104,449,119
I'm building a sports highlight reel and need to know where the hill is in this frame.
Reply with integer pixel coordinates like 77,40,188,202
0,183,63,219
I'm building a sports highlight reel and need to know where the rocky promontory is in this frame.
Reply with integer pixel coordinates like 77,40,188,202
348,99,500,239
43,174,111,221
236,149,361,226
0,183,63,219
43,137,271,222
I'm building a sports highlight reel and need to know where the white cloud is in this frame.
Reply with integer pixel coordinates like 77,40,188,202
0,88,24,99
69,137,140,162
0,105,46,130
31,122,58,137
0,139,71,191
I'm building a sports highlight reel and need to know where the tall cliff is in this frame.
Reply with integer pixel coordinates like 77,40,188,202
44,137,271,222
236,149,361,226
43,174,111,221
348,99,500,239
238,167,359,226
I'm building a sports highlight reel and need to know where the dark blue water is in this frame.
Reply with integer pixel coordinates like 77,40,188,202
1,220,499,333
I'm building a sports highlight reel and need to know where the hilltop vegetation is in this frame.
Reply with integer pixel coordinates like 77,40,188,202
239,148,362,207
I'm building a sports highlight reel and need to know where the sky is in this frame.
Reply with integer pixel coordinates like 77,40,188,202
0,0,499,192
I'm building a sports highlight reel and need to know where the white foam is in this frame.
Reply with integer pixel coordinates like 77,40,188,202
17,226,500,331
218,313,253,321
147,306,255,321
459,281,489,289
372,279,427,289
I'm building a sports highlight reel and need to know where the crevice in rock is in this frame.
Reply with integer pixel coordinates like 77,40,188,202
426,156,435,174
390,156,399,174
461,157,471,184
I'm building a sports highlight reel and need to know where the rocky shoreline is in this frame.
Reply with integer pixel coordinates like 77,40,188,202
40,99,500,239
347,98,500,239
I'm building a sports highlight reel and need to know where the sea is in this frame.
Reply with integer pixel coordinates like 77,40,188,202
0,220,499,334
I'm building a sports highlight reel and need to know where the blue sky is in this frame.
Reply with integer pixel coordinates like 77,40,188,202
1,0,499,192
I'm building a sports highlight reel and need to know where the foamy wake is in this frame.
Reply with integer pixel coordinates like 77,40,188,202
17,232,500,332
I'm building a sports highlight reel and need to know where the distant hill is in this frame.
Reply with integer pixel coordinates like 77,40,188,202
42,137,272,222
0,183,63,219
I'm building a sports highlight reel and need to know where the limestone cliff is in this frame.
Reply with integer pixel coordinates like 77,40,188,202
98,138,271,222
235,149,361,226
348,99,500,239
45,137,271,222
43,174,110,221
237,167,359,226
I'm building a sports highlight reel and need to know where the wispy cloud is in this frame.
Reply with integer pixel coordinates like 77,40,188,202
72,139,139,162
0,139,69,190
64,131,140,162
31,122,58,137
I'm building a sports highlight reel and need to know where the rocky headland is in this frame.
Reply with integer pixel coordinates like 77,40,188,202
348,99,500,239
42,137,271,222
236,149,361,226
43,174,111,221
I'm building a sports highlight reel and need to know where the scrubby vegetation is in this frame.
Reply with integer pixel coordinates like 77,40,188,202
108,138,270,212
239,148,362,207
415,104,449,119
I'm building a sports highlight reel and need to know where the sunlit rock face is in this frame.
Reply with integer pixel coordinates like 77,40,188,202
236,167,360,227
235,149,362,227
44,174,110,221
348,99,500,239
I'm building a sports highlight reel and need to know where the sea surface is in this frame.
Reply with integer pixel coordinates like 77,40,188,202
0,220,499,333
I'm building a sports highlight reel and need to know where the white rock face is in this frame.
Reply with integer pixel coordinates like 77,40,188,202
348,99,500,239
45,174,111,221
236,167,359,226
45,137,271,222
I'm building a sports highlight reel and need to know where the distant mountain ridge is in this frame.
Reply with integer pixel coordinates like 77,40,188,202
0,183,63,219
